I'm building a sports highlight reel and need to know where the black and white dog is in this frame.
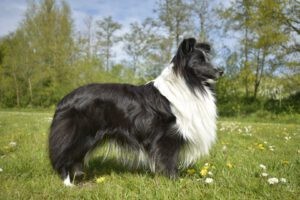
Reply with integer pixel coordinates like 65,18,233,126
49,38,223,186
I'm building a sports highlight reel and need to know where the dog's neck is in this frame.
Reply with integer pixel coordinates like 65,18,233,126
153,64,217,167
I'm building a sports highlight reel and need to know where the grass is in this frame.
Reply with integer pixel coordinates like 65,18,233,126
0,110,299,199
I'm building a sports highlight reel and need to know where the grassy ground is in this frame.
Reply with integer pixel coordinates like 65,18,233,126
0,110,299,200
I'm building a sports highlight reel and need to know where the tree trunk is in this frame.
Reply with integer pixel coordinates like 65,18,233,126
199,13,206,41
28,78,33,104
244,27,250,98
253,49,266,99
13,73,20,107
106,47,109,71
175,19,180,47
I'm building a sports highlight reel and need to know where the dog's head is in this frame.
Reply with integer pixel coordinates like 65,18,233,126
172,38,223,87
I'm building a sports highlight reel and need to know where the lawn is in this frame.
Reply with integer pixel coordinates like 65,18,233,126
0,110,299,199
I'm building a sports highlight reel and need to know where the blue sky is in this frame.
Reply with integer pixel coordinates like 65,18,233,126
0,0,156,37
0,0,234,63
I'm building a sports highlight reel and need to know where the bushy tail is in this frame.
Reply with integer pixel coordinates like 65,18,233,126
49,108,78,179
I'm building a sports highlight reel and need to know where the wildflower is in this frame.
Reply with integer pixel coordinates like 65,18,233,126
200,163,210,176
9,141,17,147
259,164,266,170
204,177,214,184
280,178,287,183
267,177,279,185
284,136,291,141
226,162,233,169
187,168,196,175
222,145,227,152
269,146,275,151
257,144,265,150
208,171,213,176
0,168,3,172
200,168,208,177
261,173,268,177
95,177,106,183
281,160,289,165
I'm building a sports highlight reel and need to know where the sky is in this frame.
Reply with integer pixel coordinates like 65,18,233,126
0,0,233,63
0,0,156,37
0,0,159,62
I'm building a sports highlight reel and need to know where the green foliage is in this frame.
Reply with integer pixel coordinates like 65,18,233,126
219,0,297,99
0,0,298,114
0,0,140,108
96,16,122,71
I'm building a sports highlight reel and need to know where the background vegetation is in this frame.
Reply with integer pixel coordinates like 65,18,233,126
0,0,299,117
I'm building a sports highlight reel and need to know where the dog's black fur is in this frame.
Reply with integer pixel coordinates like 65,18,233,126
48,38,223,183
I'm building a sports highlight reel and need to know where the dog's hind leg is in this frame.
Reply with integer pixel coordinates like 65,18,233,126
49,109,106,186
150,134,182,179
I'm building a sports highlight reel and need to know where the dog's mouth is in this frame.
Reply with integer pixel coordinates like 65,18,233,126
205,68,224,84
215,68,224,79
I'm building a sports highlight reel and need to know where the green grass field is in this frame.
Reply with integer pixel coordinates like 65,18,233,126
0,110,299,199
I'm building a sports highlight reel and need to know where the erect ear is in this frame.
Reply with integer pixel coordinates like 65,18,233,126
196,42,211,53
179,38,196,55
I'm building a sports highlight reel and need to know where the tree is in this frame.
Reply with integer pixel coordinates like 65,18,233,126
0,0,75,107
123,18,158,74
23,0,75,105
0,32,23,106
191,0,209,41
220,0,291,99
219,0,254,97
96,16,122,71
155,0,194,47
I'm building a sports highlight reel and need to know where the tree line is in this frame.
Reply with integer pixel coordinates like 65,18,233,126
0,0,299,115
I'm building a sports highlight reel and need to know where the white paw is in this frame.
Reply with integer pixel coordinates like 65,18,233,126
63,174,74,187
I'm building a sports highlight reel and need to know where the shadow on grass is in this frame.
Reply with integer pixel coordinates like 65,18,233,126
79,156,153,183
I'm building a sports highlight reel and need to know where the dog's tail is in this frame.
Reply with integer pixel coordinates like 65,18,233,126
48,108,78,185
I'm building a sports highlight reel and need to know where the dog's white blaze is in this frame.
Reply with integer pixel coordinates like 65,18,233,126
154,64,217,167
63,174,74,187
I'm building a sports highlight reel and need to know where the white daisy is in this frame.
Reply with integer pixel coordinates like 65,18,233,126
267,177,279,185
0,168,3,172
9,141,17,147
204,177,214,184
280,178,287,183
259,164,267,170
284,136,291,141
261,172,268,177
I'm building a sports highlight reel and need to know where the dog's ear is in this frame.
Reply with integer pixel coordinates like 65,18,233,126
172,38,197,74
179,38,197,55
196,43,211,53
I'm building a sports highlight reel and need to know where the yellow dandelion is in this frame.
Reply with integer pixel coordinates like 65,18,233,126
226,162,233,169
187,168,196,175
257,144,265,150
281,160,289,165
200,168,208,177
95,177,106,183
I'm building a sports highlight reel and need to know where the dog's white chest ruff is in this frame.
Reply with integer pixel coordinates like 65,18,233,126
154,65,217,167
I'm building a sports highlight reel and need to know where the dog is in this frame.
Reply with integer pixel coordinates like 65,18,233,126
48,38,223,186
